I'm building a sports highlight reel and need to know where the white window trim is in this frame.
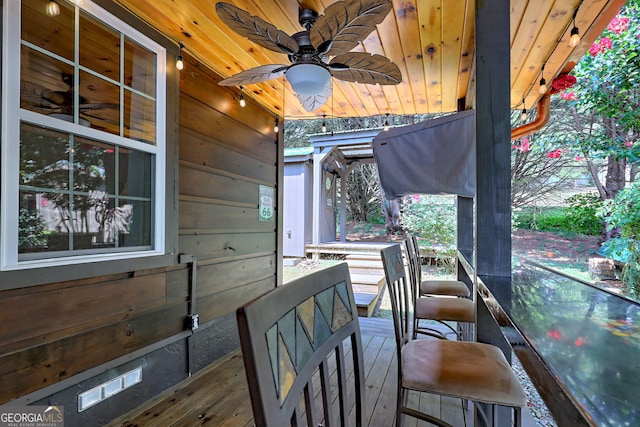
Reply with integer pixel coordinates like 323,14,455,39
1,0,167,271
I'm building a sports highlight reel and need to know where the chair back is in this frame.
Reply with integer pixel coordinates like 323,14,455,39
403,237,420,295
380,244,412,350
236,263,365,427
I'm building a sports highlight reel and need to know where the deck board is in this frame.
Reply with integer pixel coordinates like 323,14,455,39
107,318,471,427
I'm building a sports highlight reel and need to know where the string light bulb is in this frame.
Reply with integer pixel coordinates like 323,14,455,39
383,113,390,131
539,64,547,94
321,114,327,133
176,42,184,71
520,99,527,122
46,0,61,16
569,9,580,48
239,86,246,107
569,26,580,48
274,115,279,133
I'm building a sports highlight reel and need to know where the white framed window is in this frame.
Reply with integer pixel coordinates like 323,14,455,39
1,0,166,270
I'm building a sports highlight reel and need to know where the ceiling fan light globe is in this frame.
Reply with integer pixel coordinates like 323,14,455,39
286,63,330,96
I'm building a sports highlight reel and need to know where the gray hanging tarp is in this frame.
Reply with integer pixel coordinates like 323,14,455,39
372,110,476,198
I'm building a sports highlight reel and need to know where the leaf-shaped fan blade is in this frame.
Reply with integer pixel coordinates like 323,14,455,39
79,103,119,111
295,82,332,112
219,64,288,86
42,89,67,106
216,2,299,55
310,0,392,57
329,52,401,85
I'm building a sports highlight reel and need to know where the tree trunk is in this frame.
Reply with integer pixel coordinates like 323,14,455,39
382,196,402,234
600,155,627,241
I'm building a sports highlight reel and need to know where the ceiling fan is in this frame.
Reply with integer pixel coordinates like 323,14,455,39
215,0,402,112
20,73,117,127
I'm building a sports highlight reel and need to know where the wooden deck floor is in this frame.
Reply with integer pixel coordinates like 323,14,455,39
108,317,471,427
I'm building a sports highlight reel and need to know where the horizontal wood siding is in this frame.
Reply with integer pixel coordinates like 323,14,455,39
178,58,279,326
0,266,189,402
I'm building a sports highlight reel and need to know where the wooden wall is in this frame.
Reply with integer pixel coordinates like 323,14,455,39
0,2,281,424
178,58,281,326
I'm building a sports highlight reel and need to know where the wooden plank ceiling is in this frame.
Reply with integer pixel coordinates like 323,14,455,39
113,0,626,120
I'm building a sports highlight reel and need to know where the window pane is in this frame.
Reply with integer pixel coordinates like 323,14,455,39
20,124,70,189
124,90,156,144
18,192,57,253
20,47,77,121
119,199,152,247
124,37,156,97
79,70,120,134
79,10,120,82
22,0,75,62
118,148,153,198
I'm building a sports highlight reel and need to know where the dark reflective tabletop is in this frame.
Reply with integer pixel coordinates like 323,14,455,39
511,260,640,426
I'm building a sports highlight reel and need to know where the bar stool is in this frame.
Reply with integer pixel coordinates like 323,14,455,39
381,244,526,427
404,237,474,340
408,236,470,298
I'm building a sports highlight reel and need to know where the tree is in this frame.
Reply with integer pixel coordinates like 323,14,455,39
552,1,640,204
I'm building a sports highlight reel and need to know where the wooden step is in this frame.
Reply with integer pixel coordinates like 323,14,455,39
345,253,384,262
353,292,380,317
350,274,385,289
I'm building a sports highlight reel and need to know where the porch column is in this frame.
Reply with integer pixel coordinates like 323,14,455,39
339,173,347,243
312,148,328,248
475,0,511,279
475,0,512,425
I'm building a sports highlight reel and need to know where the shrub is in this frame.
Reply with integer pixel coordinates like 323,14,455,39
402,195,455,248
564,193,603,236
601,183,640,296
512,193,603,236
18,208,47,249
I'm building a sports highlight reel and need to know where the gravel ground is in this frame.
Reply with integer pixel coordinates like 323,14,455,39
512,356,558,427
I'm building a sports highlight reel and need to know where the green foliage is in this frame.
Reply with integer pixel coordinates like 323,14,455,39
402,196,455,248
18,208,47,248
564,193,604,235
602,182,640,293
512,195,602,236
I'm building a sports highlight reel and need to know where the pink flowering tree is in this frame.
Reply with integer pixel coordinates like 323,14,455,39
548,0,640,240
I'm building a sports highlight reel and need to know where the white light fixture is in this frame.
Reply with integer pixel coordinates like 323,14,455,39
285,63,331,96
520,98,527,122
46,0,60,16
274,115,279,133
176,42,184,71
239,86,246,107
539,64,547,94
321,114,327,133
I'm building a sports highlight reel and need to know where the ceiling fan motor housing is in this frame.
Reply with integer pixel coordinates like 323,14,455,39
298,8,318,30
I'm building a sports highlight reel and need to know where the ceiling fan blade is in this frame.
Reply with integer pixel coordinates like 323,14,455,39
41,89,66,106
79,103,119,111
295,82,332,112
329,52,401,85
219,64,288,86
310,0,392,57
216,2,299,55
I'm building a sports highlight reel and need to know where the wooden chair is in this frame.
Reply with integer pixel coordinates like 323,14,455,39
236,262,365,427
403,237,474,340
408,236,470,298
380,244,526,427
